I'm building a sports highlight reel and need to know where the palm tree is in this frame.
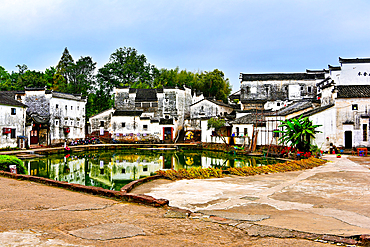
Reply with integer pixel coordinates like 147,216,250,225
274,115,321,152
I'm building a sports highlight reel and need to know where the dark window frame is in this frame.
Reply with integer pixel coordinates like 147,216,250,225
10,129,16,138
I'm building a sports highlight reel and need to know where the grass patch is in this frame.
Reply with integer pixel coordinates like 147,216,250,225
0,155,27,174
156,157,326,180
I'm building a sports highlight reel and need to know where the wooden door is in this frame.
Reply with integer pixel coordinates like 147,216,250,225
30,130,39,144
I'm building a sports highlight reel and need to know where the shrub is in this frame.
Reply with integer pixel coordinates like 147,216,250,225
0,155,27,174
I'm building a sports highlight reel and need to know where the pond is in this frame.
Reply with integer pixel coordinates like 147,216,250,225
23,149,282,191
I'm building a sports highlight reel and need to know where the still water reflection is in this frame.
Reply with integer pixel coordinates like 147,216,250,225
24,150,281,191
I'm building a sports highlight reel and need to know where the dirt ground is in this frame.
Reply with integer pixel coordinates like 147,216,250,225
0,176,333,246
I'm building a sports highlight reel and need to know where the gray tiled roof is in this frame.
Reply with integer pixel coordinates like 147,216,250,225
230,113,264,124
339,57,370,64
52,92,84,101
191,98,233,108
300,104,335,118
113,110,143,116
240,72,325,81
135,89,158,102
0,93,27,108
336,85,370,98
267,101,313,116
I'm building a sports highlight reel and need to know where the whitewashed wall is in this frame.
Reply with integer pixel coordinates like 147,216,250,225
0,105,26,148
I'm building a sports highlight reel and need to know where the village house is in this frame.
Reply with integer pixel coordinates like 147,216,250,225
306,57,370,150
184,98,236,142
89,86,193,143
23,88,87,146
0,92,27,148
239,71,324,111
1,88,87,146
224,57,370,151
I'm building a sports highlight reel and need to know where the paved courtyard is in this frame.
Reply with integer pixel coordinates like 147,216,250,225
0,154,369,246
138,154,370,237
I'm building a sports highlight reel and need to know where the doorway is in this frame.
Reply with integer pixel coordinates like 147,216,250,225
163,127,173,143
344,131,352,149
30,129,39,144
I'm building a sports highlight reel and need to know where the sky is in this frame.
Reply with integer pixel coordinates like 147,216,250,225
1,0,370,92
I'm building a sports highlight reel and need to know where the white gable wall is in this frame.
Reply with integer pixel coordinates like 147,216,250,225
0,105,26,148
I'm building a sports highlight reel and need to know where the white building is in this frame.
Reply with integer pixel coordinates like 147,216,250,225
0,93,27,148
9,88,87,146
90,86,194,143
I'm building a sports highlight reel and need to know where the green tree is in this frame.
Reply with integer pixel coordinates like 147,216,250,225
274,115,322,152
65,56,96,96
56,47,74,83
0,66,10,90
86,89,114,117
152,67,197,89
97,47,156,90
18,70,48,89
207,117,227,144
44,66,56,88
198,69,232,103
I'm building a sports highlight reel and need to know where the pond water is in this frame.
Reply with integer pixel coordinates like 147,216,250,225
24,149,282,191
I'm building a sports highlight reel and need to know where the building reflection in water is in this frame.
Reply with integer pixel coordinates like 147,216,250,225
24,150,280,191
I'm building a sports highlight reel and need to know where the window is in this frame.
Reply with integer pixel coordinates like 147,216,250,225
246,86,251,94
236,127,239,136
143,166,148,172
55,120,59,126
121,168,126,174
11,108,16,115
135,102,141,107
10,129,16,139
300,86,304,90
308,86,312,93
56,104,59,109
77,106,79,111
244,128,248,136
122,122,126,128
100,121,104,127
364,124,368,141
76,122,80,127
71,106,73,110
277,102,280,106
143,125,148,131
65,105,67,110
152,102,158,107
165,115,169,119
352,104,358,110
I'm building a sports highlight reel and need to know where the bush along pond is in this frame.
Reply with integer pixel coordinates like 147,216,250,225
21,149,283,191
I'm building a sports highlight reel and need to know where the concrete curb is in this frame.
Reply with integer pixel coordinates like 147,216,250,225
0,171,168,207
120,174,171,193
